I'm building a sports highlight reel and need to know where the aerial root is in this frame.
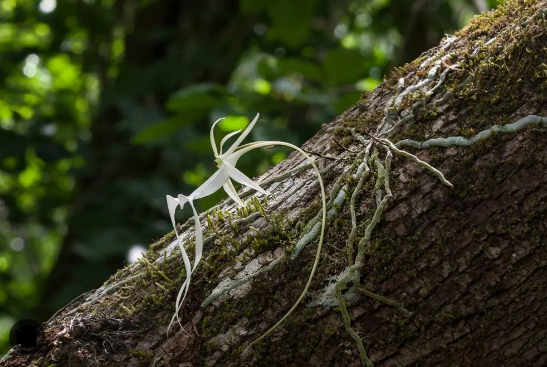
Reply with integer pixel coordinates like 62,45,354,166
380,139,453,188
335,149,400,366
334,134,452,365
336,271,374,367
356,286,412,317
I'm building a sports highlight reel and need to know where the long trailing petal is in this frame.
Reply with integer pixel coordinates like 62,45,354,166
223,179,246,207
235,139,327,348
224,139,286,168
222,161,270,195
190,166,230,200
167,194,194,335
221,140,262,166
166,194,186,237
185,196,203,268
210,117,225,157
222,113,260,157
219,129,242,155
230,140,279,156
168,253,191,334
223,140,274,165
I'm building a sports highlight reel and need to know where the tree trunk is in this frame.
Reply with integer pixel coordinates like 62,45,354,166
3,1,547,366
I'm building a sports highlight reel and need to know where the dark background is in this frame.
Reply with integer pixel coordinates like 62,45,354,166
0,0,498,355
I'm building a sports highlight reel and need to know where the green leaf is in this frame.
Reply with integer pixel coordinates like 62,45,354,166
278,58,322,81
132,119,187,143
257,57,278,79
250,79,272,95
183,163,208,186
168,94,219,112
240,0,266,14
219,115,249,132
18,167,41,188
323,49,366,85
133,101,217,143
267,0,314,48
184,136,212,153
46,55,81,91
135,83,228,143
166,83,225,113
356,77,381,92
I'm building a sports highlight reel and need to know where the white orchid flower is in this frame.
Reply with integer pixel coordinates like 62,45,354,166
165,114,270,331
166,113,327,346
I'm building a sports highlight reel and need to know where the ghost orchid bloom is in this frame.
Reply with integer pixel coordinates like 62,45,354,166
166,113,326,346
166,113,269,331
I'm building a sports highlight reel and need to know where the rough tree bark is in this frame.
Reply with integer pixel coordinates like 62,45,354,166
3,1,547,366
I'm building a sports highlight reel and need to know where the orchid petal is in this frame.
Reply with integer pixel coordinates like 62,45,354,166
167,194,194,334
169,244,192,333
224,141,268,165
222,113,259,157
223,179,246,206
168,194,203,334
219,129,242,155
223,140,272,167
223,149,244,166
184,196,203,268
190,166,230,200
210,117,225,157
166,195,186,236
232,140,304,160
222,161,270,195
230,141,272,156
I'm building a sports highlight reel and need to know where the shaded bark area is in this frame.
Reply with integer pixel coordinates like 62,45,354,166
367,129,547,366
3,1,547,366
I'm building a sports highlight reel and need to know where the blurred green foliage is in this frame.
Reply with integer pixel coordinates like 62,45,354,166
0,0,499,355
